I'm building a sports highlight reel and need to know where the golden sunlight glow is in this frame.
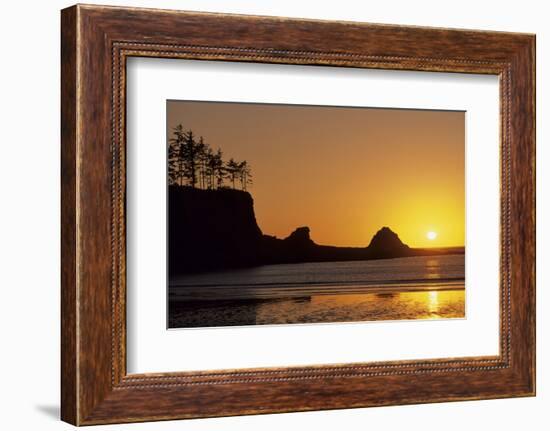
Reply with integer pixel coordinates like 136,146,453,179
168,102,465,248
427,291,439,314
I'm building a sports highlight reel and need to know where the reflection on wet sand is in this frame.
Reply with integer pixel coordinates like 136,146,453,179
168,255,465,328
169,289,465,328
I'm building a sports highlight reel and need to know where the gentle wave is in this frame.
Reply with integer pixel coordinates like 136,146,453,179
171,279,465,301
169,254,465,301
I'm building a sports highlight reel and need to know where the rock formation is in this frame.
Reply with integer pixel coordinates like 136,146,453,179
168,185,462,275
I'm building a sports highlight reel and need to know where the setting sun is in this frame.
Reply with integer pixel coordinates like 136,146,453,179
167,100,466,329
168,101,464,248
427,231,438,240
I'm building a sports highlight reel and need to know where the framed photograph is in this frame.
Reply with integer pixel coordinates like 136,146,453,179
61,4,535,425
165,100,466,329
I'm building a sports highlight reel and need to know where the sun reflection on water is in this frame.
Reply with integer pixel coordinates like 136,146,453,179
427,291,439,314
253,289,465,324
425,258,442,279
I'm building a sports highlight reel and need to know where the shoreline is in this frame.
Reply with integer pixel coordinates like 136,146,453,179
172,252,465,277
169,281,465,302
168,288,466,328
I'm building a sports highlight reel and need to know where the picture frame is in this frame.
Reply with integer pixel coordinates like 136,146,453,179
61,4,535,425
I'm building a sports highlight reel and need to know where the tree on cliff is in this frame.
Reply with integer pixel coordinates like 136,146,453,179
168,124,187,186
182,131,202,188
169,126,202,187
226,158,239,189
238,160,252,191
169,123,251,191
214,149,226,188
196,136,207,189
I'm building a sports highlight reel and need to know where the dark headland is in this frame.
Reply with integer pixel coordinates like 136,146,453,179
169,186,464,275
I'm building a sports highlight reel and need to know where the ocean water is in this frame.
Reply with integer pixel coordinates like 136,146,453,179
169,254,465,328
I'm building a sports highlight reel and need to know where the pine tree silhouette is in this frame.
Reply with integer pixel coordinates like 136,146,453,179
169,123,252,191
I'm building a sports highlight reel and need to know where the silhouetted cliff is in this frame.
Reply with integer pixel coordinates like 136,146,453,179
259,225,411,265
168,186,263,274
169,186,463,275
367,226,410,257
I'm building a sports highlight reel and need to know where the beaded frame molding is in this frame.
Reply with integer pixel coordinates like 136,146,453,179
61,4,535,425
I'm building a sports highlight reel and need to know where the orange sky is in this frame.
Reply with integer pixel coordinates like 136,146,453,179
167,101,465,248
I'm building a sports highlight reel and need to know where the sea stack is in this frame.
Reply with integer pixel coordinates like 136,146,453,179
367,226,410,256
